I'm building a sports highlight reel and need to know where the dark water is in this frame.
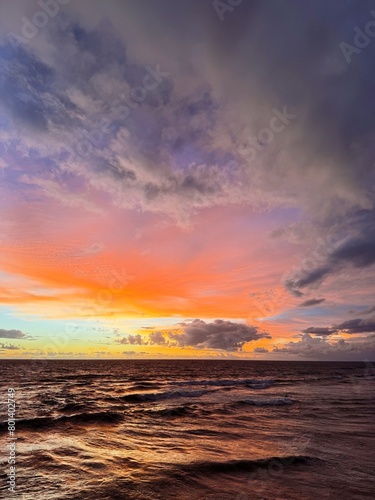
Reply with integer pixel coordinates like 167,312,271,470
1,360,374,499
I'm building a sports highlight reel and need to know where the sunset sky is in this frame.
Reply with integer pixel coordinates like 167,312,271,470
0,0,374,360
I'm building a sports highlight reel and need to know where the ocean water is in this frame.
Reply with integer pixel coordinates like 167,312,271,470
0,360,374,499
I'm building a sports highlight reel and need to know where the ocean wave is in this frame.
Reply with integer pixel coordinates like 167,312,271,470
40,397,59,406
120,389,215,403
145,403,237,419
39,373,104,383
148,405,193,417
169,378,274,388
60,402,92,413
235,397,294,407
175,455,316,475
0,411,123,432
246,380,274,389
185,428,242,438
128,382,162,391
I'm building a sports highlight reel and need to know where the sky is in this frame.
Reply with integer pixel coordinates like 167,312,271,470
0,0,374,360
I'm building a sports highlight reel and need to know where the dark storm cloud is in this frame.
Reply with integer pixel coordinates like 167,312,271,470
269,1,375,174
285,267,331,296
285,209,375,295
299,298,326,307
3,0,375,222
203,0,375,296
336,317,375,334
0,329,27,339
203,0,375,193
302,316,375,336
169,319,270,352
2,0,375,214
51,17,173,106
0,43,76,131
0,12,183,216
331,235,375,268
302,327,337,336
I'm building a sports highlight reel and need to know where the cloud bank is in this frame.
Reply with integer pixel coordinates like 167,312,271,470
170,319,270,351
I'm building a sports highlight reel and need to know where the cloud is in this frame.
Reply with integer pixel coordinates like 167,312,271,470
118,334,147,345
336,317,375,334
299,298,325,307
284,210,375,295
332,234,375,268
362,305,375,315
122,350,146,356
285,267,331,296
0,343,22,350
0,329,27,339
273,333,375,360
2,0,374,224
169,319,270,351
253,347,269,353
302,327,337,336
149,331,167,345
0,43,75,132
118,332,173,346
122,321,271,352
302,316,375,336
1,1,375,232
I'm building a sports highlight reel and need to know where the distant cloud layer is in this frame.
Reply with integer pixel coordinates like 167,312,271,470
0,329,26,339
119,334,147,345
0,343,21,350
115,319,270,352
274,333,375,360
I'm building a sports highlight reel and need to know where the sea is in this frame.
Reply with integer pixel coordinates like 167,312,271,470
0,360,374,499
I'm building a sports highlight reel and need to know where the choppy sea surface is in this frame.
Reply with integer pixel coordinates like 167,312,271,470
1,360,374,499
